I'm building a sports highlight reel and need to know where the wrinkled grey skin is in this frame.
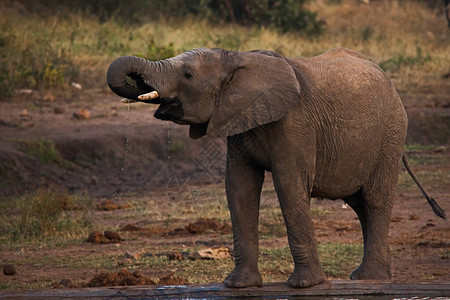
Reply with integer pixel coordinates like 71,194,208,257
107,48,444,288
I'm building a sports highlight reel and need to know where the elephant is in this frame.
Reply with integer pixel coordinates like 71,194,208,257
107,47,445,288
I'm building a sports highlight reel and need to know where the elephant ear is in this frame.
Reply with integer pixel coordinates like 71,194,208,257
206,51,301,138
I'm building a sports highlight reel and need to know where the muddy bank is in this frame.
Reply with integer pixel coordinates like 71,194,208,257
0,94,448,198
0,124,226,198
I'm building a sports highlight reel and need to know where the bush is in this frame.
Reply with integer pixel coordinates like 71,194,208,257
27,0,324,35
18,139,74,169
202,0,324,35
0,37,79,97
0,187,92,241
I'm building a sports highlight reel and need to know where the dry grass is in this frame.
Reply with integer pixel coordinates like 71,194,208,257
0,0,448,97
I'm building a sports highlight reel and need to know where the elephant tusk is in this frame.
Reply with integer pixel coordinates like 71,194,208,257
138,91,159,101
121,98,139,103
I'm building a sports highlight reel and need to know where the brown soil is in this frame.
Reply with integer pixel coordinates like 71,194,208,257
87,269,157,287
0,90,449,289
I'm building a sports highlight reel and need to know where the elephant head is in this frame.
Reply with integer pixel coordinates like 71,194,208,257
107,48,302,139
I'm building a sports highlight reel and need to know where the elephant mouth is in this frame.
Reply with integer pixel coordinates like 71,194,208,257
121,89,161,104
154,98,184,122
121,89,185,123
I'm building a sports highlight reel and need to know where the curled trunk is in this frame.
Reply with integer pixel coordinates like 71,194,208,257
107,56,155,100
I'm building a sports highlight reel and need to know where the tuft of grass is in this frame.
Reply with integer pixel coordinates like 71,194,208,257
260,244,363,281
0,187,92,246
379,46,431,73
0,281,54,290
405,144,441,152
319,243,363,278
17,139,74,169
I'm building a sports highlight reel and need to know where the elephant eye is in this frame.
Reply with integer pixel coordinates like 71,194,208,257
184,72,193,79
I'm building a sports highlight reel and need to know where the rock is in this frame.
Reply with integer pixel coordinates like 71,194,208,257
73,108,90,120
186,218,221,234
3,264,16,276
54,107,65,114
87,231,111,244
197,246,231,260
87,268,157,287
44,93,55,102
20,109,29,118
71,82,82,90
96,200,119,210
104,231,121,243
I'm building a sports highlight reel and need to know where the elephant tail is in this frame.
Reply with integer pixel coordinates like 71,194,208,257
402,153,446,219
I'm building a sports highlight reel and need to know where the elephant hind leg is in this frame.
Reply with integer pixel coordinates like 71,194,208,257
344,186,393,280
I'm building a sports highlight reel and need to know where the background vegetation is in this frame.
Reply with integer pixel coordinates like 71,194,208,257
0,0,448,98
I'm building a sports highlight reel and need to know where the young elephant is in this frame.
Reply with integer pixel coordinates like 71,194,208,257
107,48,445,288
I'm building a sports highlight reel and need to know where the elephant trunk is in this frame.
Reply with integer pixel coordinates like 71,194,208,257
106,56,158,101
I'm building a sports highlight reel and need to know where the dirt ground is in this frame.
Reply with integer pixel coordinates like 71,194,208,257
0,89,448,289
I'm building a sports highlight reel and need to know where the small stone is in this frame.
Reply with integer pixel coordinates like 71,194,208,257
20,109,29,118
44,93,55,102
96,200,119,210
54,107,65,114
73,108,90,120
104,231,121,243
71,82,82,90
197,246,231,260
87,231,111,244
3,264,16,276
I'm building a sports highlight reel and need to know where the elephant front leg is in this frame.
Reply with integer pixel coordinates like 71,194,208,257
224,158,265,288
273,172,326,288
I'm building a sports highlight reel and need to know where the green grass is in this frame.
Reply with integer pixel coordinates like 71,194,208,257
0,241,362,289
17,139,74,169
319,243,363,277
405,144,443,152
10,253,119,271
259,243,363,280
0,282,54,290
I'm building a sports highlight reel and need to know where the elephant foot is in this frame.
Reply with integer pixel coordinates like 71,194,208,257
288,268,326,288
350,263,391,280
224,267,262,288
